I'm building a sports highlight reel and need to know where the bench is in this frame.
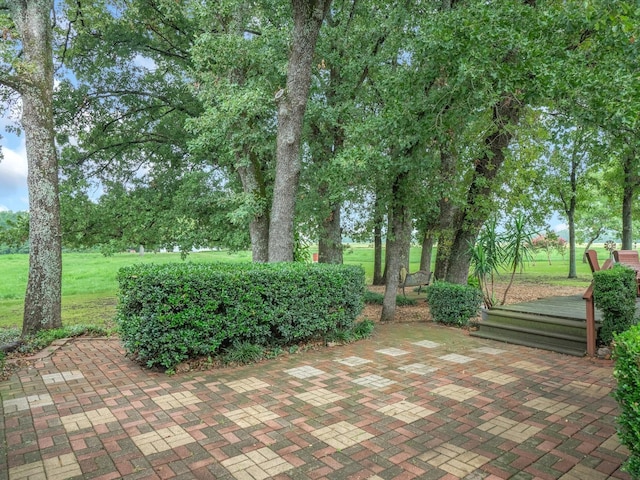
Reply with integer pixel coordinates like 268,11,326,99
399,267,432,296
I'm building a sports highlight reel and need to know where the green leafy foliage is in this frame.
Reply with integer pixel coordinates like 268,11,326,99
325,319,375,344
117,262,365,371
593,265,639,345
469,217,502,308
426,281,483,327
222,342,265,365
612,324,640,478
14,324,115,353
0,211,29,253
363,290,416,306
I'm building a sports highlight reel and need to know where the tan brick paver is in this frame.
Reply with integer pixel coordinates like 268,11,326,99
352,374,396,389
226,376,270,392
432,384,480,401
295,388,345,406
512,360,550,372
478,415,542,442
312,421,374,449
335,356,371,366
474,370,518,385
9,454,82,480
419,443,489,477
42,370,84,384
377,400,435,423
152,390,201,410
221,447,294,479
524,397,580,417
559,463,611,479
60,407,117,432
131,425,195,455
284,365,326,379
223,404,279,428
3,393,53,413
560,380,612,398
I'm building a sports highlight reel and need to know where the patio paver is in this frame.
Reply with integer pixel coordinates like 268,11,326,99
0,322,631,479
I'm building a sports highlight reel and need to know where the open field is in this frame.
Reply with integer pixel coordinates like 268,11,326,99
0,245,602,329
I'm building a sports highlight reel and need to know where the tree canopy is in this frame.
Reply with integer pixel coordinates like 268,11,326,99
2,0,639,324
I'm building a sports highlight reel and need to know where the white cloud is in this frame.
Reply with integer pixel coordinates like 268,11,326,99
553,223,568,232
0,205,9,212
0,140,29,211
0,143,28,182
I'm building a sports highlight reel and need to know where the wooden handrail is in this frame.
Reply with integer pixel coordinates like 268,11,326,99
583,258,613,357
583,284,596,357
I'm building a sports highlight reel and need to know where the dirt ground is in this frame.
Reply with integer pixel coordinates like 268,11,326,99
363,279,588,323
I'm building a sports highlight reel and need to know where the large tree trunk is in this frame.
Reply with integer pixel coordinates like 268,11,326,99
381,173,412,322
567,211,577,278
440,94,521,283
268,0,332,262
318,203,343,263
442,222,477,285
8,0,63,336
420,232,434,273
372,194,384,285
237,157,269,262
433,145,459,281
561,155,579,278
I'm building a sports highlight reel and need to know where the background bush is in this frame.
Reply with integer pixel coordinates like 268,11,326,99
117,262,365,370
612,324,640,479
593,265,638,345
426,281,482,326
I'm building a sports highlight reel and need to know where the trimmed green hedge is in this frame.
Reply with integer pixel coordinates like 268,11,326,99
117,262,365,370
593,265,638,345
425,281,482,327
613,324,640,479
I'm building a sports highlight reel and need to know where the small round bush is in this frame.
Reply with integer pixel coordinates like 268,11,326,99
426,281,482,327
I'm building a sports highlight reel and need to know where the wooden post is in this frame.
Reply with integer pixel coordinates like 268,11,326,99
583,258,613,357
583,284,596,357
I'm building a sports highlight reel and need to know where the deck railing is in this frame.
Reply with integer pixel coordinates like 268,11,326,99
583,258,613,356
582,284,597,357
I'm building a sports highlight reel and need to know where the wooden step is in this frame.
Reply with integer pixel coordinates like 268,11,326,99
469,308,591,356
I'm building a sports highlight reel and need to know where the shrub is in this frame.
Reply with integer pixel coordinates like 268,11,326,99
325,319,375,344
426,281,483,327
612,324,640,478
222,342,265,365
117,262,365,370
363,290,417,306
593,265,638,345
364,290,384,304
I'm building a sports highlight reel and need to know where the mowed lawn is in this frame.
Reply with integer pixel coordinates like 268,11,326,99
0,245,599,329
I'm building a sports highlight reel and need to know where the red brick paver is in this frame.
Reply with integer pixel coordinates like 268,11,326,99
0,323,631,479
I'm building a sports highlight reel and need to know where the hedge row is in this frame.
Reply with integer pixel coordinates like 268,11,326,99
593,265,638,345
117,262,365,371
613,324,640,479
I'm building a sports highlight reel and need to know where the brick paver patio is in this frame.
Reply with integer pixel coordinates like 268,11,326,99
0,322,631,479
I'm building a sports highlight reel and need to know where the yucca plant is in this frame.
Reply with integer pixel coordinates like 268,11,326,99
500,213,536,305
469,217,502,309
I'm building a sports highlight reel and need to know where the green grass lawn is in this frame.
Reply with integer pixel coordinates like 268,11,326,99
0,246,604,329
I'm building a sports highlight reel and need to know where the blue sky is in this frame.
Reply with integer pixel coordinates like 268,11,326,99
0,119,29,213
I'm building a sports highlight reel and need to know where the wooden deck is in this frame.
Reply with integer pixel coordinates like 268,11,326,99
492,295,603,322
471,295,602,356
472,294,640,356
